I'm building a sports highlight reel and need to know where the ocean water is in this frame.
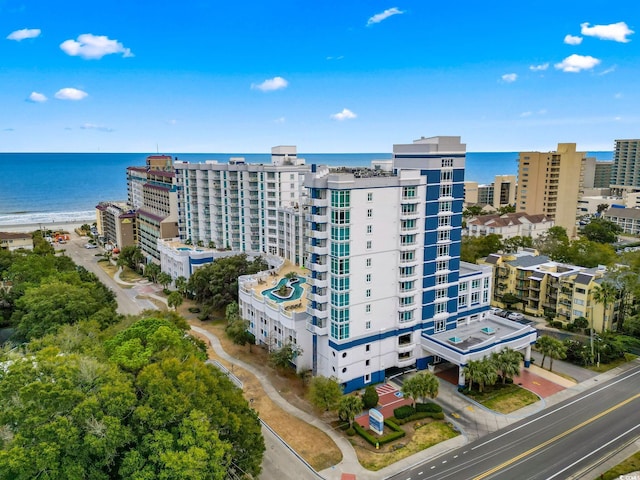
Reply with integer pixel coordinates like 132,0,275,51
0,151,613,226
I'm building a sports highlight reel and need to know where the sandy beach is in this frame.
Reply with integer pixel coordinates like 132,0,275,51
0,221,89,234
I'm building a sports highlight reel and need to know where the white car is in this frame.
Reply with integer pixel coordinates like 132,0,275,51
84,243,98,249
507,312,524,321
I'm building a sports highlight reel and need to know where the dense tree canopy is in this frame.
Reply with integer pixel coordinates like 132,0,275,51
580,218,622,244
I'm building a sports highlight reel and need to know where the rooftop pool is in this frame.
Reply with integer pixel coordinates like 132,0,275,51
262,276,307,303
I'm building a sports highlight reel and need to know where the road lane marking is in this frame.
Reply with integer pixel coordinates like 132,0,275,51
472,367,640,451
472,392,640,480
546,424,640,479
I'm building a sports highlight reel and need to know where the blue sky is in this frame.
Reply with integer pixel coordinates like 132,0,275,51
1,1,638,153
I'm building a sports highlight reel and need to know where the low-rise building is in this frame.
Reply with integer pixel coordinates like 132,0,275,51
481,250,617,331
466,212,553,239
0,232,33,251
602,207,640,235
157,238,239,281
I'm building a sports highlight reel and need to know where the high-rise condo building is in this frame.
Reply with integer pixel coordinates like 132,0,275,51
610,139,640,196
517,143,585,237
174,147,309,264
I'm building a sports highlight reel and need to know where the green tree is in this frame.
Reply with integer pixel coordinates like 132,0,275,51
157,271,172,289
463,358,497,393
167,291,183,311
308,376,343,412
362,385,379,409
592,281,619,330
144,262,161,283
117,245,145,272
269,342,303,370
562,238,616,267
225,317,254,352
547,337,567,372
535,335,555,369
337,395,363,428
501,292,522,309
496,204,516,214
463,205,484,217
501,235,533,253
596,203,610,215
401,372,440,405
461,234,503,263
581,218,622,244
534,226,569,260
491,348,521,384
573,316,589,331
174,275,188,296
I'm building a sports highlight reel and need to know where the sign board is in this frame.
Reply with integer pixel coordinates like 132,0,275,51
368,408,384,436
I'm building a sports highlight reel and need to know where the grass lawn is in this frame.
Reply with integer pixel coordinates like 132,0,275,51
119,266,143,283
601,450,640,480
587,353,638,373
354,421,459,471
464,383,540,414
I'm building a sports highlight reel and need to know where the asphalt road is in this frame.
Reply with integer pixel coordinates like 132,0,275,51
388,361,640,480
60,235,148,315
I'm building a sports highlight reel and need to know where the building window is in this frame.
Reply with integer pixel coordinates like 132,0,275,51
435,302,447,314
400,296,414,306
366,344,371,351
366,225,372,234
435,318,446,332
367,192,373,202
458,295,468,307
438,230,450,242
366,258,372,267
484,277,490,288
436,260,448,271
471,291,480,304
367,209,373,218
331,190,350,208
366,240,372,250
483,290,489,303
401,250,415,262
472,279,480,289
402,186,416,199
366,273,372,283
331,226,350,241
439,201,452,213
436,274,448,285
331,210,350,224
440,185,452,197
365,304,371,313
365,321,371,330
400,281,414,291
437,244,449,257
438,216,451,227
331,257,350,275
366,289,371,298
459,281,468,292
442,158,454,167
401,234,416,245
435,288,447,299
399,310,414,322
441,170,453,182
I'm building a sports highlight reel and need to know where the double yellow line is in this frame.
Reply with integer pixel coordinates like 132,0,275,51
474,393,640,480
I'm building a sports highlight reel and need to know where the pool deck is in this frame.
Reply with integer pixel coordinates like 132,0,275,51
249,260,309,313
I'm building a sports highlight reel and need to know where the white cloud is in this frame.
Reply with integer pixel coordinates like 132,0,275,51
331,108,357,121
274,117,285,124
27,91,47,103
60,33,133,59
367,7,404,26
55,88,88,100
251,76,288,92
580,22,634,43
501,73,517,83
614,92,623,99
554,54,601,72
564,34,583,45
529,63,549,71
81,123,113,132
520,111,532,117
7,28,41,41
538,109,548,115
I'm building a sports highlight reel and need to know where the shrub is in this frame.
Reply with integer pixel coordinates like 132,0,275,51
188,307,201,314
393,405,415,420
346,427,355,436
353,419,406,447
362,385,379,409
416,402,442,413
391,411,445,424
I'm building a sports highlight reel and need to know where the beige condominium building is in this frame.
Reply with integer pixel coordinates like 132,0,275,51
480,250,618,332
517,143,585,237
610,139,640,196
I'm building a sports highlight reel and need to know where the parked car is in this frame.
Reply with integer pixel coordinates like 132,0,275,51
507,312,524,321
489,307,503,315
84,243,97,249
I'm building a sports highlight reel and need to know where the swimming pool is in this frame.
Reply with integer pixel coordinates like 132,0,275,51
262,276,306,302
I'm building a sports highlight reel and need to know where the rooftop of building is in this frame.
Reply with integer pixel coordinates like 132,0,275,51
604,207,640,220
429,314,534,352
468,212,552,227
459,261,491,277
0,231,32,240
240,260,309,315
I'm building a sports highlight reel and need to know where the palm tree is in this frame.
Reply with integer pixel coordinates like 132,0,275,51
174,276,188,296
535,335,555,369
491,348,521,384
337,395,363,428
157,272,172,289
402,372,440,405
167,291,183,311
592,282,618,331
477,359,498,393
547,338,567,372
463,360,483,392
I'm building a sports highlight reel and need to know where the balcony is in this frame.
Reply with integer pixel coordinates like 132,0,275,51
306,320,328,336
310,261,329,273
309,244,328,255
311,198,329,208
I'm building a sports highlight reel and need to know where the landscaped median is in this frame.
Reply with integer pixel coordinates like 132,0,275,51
349,402,460,471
